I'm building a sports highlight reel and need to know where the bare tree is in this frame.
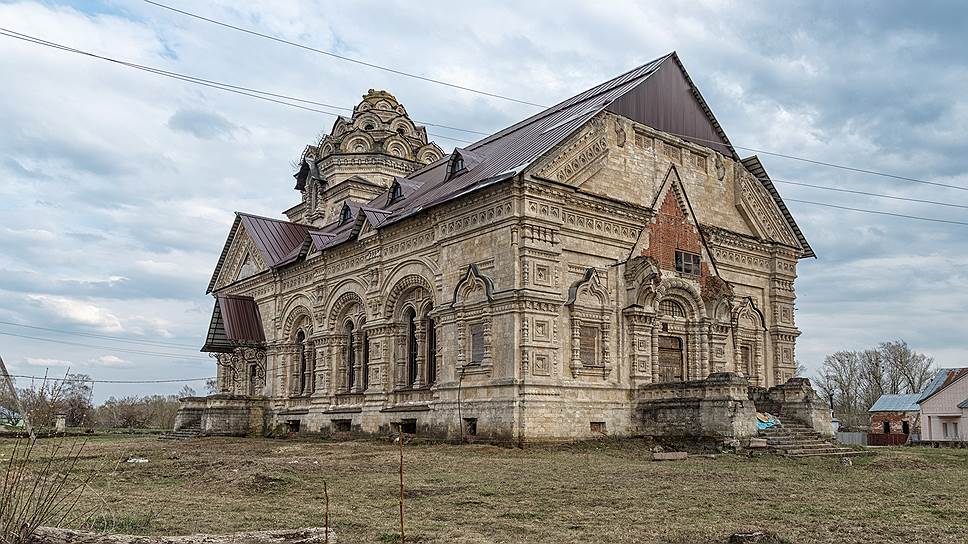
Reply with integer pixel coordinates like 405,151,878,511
879,340,934,393
858,349,886,410
817,351,863,429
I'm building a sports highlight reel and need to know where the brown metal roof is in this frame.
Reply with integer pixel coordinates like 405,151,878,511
201,294,266,353
740,156,816,259
238,212,312,266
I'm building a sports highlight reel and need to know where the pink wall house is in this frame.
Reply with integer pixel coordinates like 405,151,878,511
918,368,968,443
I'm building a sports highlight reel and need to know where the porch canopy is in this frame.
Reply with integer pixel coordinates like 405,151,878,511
201,294,267,353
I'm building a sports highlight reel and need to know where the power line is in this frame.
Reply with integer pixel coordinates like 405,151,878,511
142,0,546,108
4,26,967,204
9,373,214,384
785,198,968,226
0,320,200,350
140,2,968,193
0,331,206,360
0,28,476,145
772,179,968,210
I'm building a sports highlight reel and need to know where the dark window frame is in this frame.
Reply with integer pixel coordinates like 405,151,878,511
674,249,701,276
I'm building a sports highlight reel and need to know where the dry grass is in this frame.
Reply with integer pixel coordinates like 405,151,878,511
2,435,966,543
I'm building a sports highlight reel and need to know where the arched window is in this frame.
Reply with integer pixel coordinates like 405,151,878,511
406,308,418,386
296,330,307,395
362,331,370,390
426,316,437,385
345,321,355,391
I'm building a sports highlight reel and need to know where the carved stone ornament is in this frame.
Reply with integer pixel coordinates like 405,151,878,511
715,154,726,181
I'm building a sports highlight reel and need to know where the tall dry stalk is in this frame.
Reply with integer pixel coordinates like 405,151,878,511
398,425,405,544
0,437,96,543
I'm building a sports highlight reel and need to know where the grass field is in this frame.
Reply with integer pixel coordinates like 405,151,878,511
3,435,966,543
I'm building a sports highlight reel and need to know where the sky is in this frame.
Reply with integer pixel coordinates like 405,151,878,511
1,0,967,402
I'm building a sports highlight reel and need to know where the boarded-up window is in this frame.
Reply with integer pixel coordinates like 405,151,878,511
740,345,752,375
580,325,599,366
657,336,683,382
470,324,485,364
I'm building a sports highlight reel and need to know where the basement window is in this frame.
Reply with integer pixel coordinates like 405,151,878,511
333,419,351,433
463,418,478,437
675,250,701,275
286,419,301,433
399,419,417,435
590,421,606,435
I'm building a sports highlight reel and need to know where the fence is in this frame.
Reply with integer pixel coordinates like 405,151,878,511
867,433,908,446
835,431,868,445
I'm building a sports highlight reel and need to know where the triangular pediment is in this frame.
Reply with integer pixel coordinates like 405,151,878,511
605,54,736,159
208,218,270,293
733,162,801,249
631,165,721,276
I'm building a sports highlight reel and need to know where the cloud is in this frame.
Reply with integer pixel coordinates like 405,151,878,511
25,294,124,332
94,355,132,367
167,108,238,139
1,0,966,401
24,357,73,368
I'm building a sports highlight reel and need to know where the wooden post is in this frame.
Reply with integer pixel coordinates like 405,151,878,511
398,425,405,544
323,480,329,544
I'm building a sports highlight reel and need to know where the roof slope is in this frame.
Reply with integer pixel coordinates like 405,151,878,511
918,367,968,403
741,156,816,258
201,294,266,353
869,393,922,412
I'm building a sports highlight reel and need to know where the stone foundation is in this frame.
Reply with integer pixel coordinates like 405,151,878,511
750,377,833,437
634,372,757,440
174,395,269,436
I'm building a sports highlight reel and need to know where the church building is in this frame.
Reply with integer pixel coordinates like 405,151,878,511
186,52,821,442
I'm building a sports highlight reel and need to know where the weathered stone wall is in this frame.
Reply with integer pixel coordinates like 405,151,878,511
198,101,809,442
750,377,833,437
175,395,269,436
634,373,757,439
870,411,919,434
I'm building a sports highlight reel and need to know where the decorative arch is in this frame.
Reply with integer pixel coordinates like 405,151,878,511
453,264,494,305
382,134,413,160
282,304,314,341
416,143,444,165
567,268,609,307
354,112,382,131
384,273,436,319
340,130,375,153
328,290,366,329
650,277,706,319
732,297,767,385
567,268,613,379
389,117,416,137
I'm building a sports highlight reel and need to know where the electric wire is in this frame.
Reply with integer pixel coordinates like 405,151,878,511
3,28,968,223
140,1,968,193
141,0,546,108
784,199,968,226
0,28,476,144
8,373,214,384
0,331,206,360
0,320,200,350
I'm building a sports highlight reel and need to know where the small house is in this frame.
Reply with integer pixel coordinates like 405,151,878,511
868,394,920,446
918,368,968,444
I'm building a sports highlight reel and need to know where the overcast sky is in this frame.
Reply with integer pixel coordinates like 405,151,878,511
1,0,966,402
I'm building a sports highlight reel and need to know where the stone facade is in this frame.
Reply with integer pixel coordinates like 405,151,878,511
198,57,819,442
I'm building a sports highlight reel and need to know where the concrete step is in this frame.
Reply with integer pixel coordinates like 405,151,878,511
159,430,201,441
787,450,867,459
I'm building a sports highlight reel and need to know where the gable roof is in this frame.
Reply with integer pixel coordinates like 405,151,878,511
918,367,968,404
741,156,816,258
377,51,741,227
869,393,922,413
213,53,802,277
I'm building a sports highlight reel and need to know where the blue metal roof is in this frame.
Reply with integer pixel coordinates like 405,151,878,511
958,398,968,409
917,367,968,403
869,393,922,412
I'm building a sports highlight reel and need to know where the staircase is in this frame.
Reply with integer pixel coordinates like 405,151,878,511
759,420,865,459
158,421,201,441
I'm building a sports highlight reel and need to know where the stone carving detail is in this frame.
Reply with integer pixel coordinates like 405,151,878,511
534,126,609,185
715,154,726,181
735,165,800,248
